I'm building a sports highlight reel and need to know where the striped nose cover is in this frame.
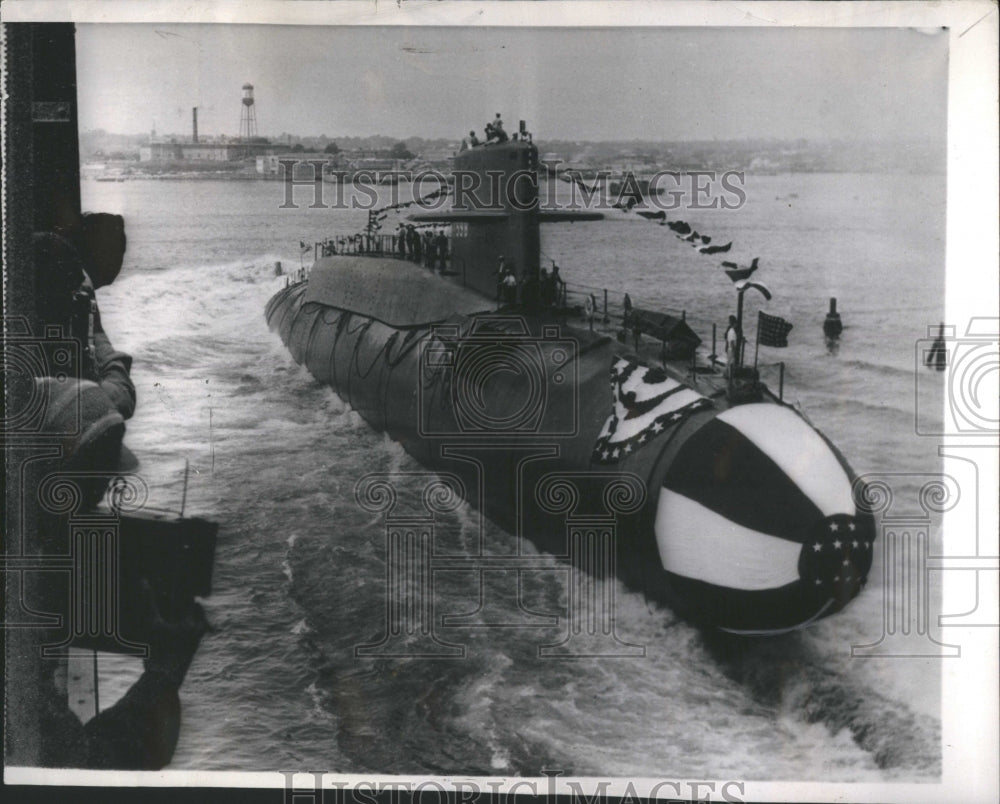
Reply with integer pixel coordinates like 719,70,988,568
655,403,876,634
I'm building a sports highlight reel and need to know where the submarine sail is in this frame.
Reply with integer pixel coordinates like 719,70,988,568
266,135,876,634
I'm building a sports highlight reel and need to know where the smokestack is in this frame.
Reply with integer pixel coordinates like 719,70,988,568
192,107,198,143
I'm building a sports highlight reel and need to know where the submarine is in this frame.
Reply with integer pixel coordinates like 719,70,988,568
266,127,876,634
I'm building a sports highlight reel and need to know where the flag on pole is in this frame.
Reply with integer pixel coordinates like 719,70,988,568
300,241,310,252
758,311,793,347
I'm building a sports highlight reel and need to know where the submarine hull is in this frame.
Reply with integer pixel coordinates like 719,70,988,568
266,259,875,634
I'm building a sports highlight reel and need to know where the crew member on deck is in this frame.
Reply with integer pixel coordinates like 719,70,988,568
412,228,422,263
500,264,518,307
495,255,508,305
468,130,480,147
435,229,448,273
549,263,565,307
492,113,508,143
724,314,741,374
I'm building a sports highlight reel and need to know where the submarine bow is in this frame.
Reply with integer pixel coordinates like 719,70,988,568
265,271,874,633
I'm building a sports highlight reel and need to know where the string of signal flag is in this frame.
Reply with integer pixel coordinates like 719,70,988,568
548,165,792,345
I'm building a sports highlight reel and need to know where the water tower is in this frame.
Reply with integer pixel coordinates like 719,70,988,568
239,83,257,141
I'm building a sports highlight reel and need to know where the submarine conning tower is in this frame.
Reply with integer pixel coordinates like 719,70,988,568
419,139,541,298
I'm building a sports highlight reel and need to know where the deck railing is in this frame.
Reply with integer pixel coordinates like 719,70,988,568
312,234,452,272
300,238,787,402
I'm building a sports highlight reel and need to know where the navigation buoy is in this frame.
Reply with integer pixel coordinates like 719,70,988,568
823,297,843,338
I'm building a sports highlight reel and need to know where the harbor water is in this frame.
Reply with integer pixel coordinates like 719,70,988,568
85,170,945,780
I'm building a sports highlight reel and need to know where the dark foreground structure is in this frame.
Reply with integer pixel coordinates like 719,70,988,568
4,23,216,770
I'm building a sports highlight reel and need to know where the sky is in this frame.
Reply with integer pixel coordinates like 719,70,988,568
76,24,948,143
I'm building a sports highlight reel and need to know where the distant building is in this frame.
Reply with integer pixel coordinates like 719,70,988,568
343,153,397,172
256,153,339,177
139,88,274,164
139,139,273,163
139,141,180,162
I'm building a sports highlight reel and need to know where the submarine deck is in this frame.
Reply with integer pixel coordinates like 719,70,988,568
294,249,785,409
304,255,495,328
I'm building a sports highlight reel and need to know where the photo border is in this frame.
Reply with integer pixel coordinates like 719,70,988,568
3,2,997,802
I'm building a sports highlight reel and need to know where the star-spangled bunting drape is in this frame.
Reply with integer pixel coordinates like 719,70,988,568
593,357,713,465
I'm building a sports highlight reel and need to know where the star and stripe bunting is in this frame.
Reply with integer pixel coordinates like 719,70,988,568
592,357,713,464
